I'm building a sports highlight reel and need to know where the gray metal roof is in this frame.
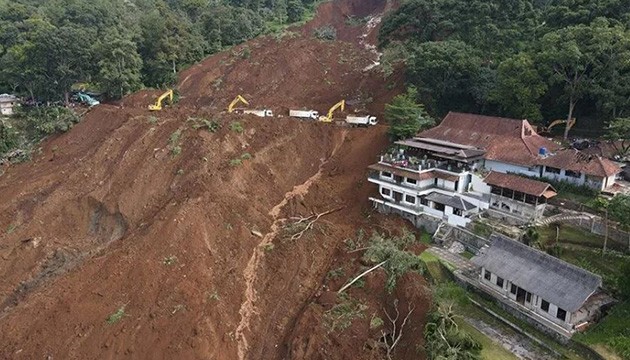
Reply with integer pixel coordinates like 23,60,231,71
472,234,602,312
395,137,486,160
425,192,476,211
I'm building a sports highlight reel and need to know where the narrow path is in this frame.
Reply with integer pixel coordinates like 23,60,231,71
235,130,348,360
463,316,556,360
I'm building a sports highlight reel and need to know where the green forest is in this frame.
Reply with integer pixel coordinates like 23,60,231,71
379,0,630,136
0,0,316,101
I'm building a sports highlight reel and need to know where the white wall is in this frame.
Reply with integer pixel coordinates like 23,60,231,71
485,160,540,177
0,103,14,116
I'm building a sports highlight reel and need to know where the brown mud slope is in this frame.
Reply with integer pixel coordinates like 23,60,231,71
0,0,430,359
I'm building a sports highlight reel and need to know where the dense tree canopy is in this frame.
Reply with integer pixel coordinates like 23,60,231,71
0,0,316,100
379,0,630,135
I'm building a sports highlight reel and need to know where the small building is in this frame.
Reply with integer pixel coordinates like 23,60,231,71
0,94,18,116
484,171,556,221
472,235,610,336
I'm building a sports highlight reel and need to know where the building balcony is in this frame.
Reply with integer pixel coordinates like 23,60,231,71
379,154,471,175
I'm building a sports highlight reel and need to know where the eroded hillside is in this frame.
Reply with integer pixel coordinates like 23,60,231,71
0,1,431,359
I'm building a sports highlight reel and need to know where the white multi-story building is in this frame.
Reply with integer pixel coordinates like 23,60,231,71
368,137,557,226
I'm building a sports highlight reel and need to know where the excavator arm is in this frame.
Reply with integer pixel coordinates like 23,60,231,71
149,90,174,111
544,118,576,133
228,95,249,113
319,100,345,123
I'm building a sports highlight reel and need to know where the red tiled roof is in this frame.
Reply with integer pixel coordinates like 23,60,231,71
418,112,561,167
540,149,621,177
484,171,557,197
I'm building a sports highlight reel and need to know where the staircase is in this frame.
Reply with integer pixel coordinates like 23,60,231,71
433,222,454,245
536,214,593,227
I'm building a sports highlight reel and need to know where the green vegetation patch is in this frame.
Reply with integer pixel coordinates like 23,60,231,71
324,293,367,333
575,301,630,360
456,319,519,360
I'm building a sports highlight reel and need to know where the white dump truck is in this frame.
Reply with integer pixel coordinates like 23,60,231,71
344,115,378,126
242,109,273,117
289,110,319,120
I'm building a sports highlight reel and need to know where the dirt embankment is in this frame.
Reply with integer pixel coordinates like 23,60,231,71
0,0,431,359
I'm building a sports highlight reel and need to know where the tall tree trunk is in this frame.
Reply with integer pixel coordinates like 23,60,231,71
564,96,575,140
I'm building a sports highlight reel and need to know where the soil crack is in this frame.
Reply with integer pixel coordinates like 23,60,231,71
235,130,347,360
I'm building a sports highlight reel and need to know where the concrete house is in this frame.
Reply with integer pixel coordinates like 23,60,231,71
0,94,18,116
367,137,557,226
418,112,621,191
472,235,609,337
484,171,557,221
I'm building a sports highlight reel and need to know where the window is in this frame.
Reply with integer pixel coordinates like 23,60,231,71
381,171,392,178
453,208,463,216
526,292,532,303
405,195,416,204
496,276,504,288
510,284,517,295
565,170,581,178
405,177,417,185
556,308,567,321
484,269,491,281
420,197,429,206
545,166,561,174
541,299,550,312
381,188,391,197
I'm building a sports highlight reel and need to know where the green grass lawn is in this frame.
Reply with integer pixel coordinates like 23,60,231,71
420,251,452,284
420,231,432,244
575,301,630,360
456,319,520,360
537,224,619,250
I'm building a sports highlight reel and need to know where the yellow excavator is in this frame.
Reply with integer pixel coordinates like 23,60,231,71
318,100,345,123
228,95,249,113
539,118,576,134
149,89,174,111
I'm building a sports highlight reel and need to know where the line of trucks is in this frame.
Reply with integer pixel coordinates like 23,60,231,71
239,109,377,126
148,91,378,127
227,95,378,126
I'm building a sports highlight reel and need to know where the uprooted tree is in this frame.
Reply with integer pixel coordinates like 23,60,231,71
424,303,482,360
381,299,415,360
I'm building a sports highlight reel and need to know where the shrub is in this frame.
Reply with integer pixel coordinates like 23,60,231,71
229,121,244,133
313,25,337,41
106,306,126,324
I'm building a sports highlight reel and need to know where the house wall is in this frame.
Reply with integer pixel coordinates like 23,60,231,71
603,175,616,190
488,194,546,220
469,173,491,194
480,267,574,330
485,160,541,177
543,166,586,186
0,102,15,116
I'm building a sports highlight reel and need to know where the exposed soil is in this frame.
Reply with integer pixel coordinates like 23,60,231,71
0,1,431,359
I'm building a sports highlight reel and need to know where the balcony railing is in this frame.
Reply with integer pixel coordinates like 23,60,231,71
379,154,471,174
